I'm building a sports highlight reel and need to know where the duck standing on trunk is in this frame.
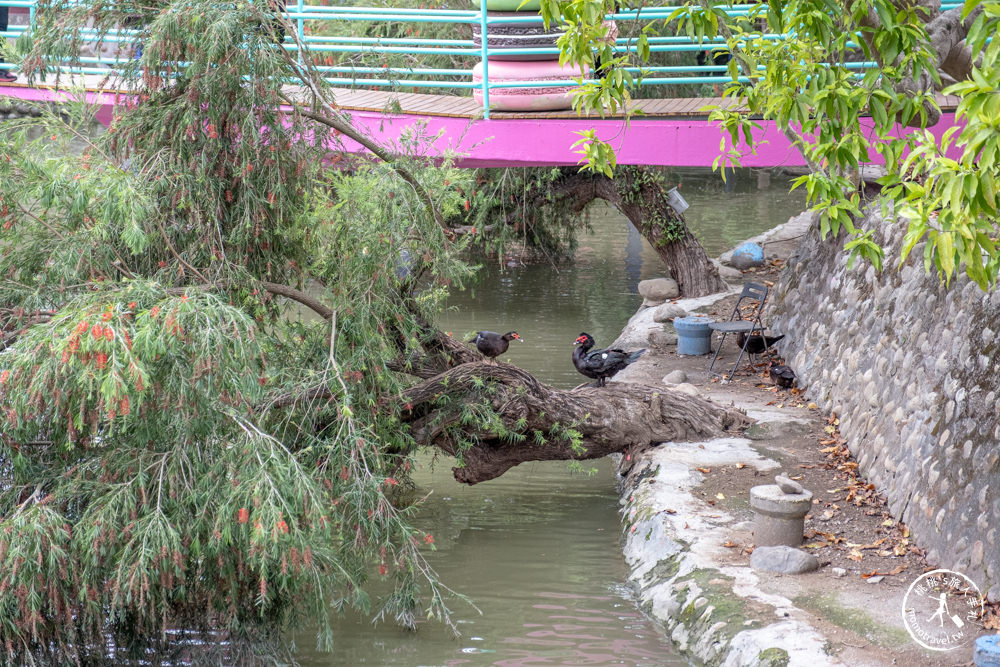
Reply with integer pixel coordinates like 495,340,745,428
572,333,645,387
469,330,522,364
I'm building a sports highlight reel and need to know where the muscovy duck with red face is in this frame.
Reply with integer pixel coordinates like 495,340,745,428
470,330,522,363
572,333,646,387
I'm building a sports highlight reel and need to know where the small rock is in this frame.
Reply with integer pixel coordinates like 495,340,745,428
832,567,847,578
775,474,805,495
638,278,679,306
672,382,701,397
730,242,765,270
866,576,884,584
750,546,820,574
647,330,678,347
712,259,744,282
652,303,688,323
663,369,688,385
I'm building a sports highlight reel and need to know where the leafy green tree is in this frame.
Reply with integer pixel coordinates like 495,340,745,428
0,0,480,661
546,0,1000,285
0,0,750,662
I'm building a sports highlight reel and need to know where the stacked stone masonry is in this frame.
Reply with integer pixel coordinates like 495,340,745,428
770,210,1000,602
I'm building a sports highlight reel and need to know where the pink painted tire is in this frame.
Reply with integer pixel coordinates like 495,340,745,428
471,0,542,10
472,59,587,111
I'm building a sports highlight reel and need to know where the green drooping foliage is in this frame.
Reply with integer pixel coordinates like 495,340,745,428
0,0,506,661
546,0,1000,287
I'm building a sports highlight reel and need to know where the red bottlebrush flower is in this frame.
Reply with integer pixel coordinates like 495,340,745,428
225,190,233,203
157,261,167,268
91,324,103,340
75,321,89,334
104,328,114,341
61,349,70,364
277,520,289,534
237,507,249,524
464,199,470,211
404,402,413,411
135,376,144,392
150,306,160,318
122,331,132,350
119,396,130,416
96,353,108,370
0,370,7,384
378,564,388,576
68,338,79,353
101,312,113,322
424,534,434,545
127,302,137,309
180,294,189,302
257,376,266,386
339,466,350,481
385,477,398,487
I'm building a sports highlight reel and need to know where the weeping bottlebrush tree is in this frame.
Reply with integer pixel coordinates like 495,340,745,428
0,0,749,662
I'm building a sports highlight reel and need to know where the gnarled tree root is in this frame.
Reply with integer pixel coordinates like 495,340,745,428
401,362,753,484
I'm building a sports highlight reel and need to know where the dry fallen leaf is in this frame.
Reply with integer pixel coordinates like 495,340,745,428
847,549,864,562
882,519,895,527
716,493,726,500
807,402,819,409
722,541,738,548
696,467,712,474
663,508,677,515
736,462,746,469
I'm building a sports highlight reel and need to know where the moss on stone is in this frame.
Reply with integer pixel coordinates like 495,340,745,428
793,593,910,648
755,647,789,666
669,568,761,665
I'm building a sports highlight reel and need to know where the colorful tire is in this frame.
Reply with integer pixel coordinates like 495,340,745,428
471,12,562,61
471,0,542,11
472,59,586,111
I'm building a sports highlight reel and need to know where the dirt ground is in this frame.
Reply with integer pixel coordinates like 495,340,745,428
623,259,997,666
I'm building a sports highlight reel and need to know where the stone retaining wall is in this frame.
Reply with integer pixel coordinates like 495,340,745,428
770,211,1000,601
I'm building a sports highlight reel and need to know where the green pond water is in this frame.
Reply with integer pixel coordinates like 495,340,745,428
295,168,806,666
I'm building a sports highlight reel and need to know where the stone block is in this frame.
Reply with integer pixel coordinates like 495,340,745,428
652,303,688,323
638,278,679,306
749,546,819,574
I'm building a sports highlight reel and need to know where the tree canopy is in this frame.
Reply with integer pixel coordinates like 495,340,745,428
546,0,1000,286
0,0,757,661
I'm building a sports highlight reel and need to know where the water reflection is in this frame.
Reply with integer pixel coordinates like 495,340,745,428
438,168,807,387
296,168,804,666
300,459,684,666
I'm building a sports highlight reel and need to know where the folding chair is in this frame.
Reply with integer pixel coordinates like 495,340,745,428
708,282,771,380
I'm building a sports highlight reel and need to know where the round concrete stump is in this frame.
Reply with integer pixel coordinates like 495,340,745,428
975,635,1000,667
750,484,813,547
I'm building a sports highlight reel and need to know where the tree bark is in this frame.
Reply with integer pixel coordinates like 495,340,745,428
401,362,752,484
512,168,726,298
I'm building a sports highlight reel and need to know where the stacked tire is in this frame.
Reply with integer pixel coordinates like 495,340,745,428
471,0,586,111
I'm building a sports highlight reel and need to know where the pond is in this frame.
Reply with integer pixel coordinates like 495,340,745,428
296,167,806,666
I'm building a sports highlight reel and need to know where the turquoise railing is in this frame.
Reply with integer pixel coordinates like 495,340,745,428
0,1,966,118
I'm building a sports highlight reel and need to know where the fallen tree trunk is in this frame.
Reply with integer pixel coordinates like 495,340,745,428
401,362,752,484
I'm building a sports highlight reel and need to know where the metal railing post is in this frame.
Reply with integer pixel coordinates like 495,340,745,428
296,0,304,64
478,2,489,119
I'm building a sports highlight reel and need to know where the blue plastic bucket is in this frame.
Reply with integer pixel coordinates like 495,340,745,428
674,315,714,356
975,635,1000,667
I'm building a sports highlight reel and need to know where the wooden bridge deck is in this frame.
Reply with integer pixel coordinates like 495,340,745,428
0,75,967,168
0,73,962,120
328,86,961,119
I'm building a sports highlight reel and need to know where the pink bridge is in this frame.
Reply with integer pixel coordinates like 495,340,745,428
0,78,964,168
